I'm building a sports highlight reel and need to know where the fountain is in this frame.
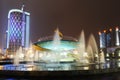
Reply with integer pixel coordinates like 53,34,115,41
13,47,23,66
99,49,105,63
52,28,61,50
74,30,89,64
86,45,94,63
13,51,19,66
87,34,99,63
26,29,103,66
1,28,115,78
11,28,106,65
34,28,78,62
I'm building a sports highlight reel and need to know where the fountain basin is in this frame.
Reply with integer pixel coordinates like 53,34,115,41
34,40,78,51
33,39,79,62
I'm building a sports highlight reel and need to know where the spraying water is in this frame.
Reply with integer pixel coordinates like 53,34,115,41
99,49,105,63
13,29,101,65
86,45,94,63
14,47,22,66
52,28,61,50
76,30,89,63
87,34,99,63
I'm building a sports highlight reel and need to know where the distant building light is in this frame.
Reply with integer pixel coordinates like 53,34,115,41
98,32,101,35
118,62,120,67
109,28,112,32
103,30,106,33
106,53,109,57
118,52,120,57
112,52,114,57
116,27,119,31
118,59,120,61
106,58,110,61
6,30,8,33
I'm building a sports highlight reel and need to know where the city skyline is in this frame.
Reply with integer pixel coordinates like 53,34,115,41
0,0,120,49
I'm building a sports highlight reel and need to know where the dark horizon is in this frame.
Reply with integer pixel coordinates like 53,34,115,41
0,0,120,49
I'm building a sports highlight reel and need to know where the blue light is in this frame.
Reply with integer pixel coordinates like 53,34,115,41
37,40,78,51
7,9,30,51
25,15,30,48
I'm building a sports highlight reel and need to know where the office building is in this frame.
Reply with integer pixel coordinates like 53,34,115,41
6,7,30,55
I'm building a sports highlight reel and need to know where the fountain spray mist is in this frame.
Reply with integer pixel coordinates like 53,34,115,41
87,34,99,63
52,28,61,50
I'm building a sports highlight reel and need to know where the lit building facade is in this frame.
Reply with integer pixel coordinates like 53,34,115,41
6,8,30,55
99,27,120,61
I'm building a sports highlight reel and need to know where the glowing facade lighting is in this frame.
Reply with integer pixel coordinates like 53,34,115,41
99,32,106,48
103,30,106,33
99,32,102,48
109,28,112,32
115,27,119,46
7,9,30,53
98,32,101,35
116,27,119,31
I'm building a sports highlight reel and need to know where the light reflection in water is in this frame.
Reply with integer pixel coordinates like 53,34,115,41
106,63,110,68
0,59,119,72
1,61,120,71
117,62,120,67
83,66,89,70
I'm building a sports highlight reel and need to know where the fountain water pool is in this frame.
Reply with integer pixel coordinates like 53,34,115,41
12,29,105,65
1,29,119,78
22,29,104,64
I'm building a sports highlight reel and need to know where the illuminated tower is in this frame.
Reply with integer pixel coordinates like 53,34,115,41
99,30,106,48
115,27,120,46
6,6,30,54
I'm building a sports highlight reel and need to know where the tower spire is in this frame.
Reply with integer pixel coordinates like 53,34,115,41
21,4,25,11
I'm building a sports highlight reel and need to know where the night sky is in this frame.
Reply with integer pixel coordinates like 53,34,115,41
0,0,120,49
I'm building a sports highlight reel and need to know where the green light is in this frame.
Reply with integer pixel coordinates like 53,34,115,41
37,40,78,51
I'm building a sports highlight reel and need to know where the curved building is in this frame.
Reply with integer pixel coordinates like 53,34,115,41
6,7,30,55
33,35,79,62
34,36,78,51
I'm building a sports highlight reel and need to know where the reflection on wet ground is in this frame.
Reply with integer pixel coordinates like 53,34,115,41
1,60,120,71
0,60,119,80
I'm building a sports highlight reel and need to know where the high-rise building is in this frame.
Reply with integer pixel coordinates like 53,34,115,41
99,27,120,61
6,6,30,55
99,28,118,49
